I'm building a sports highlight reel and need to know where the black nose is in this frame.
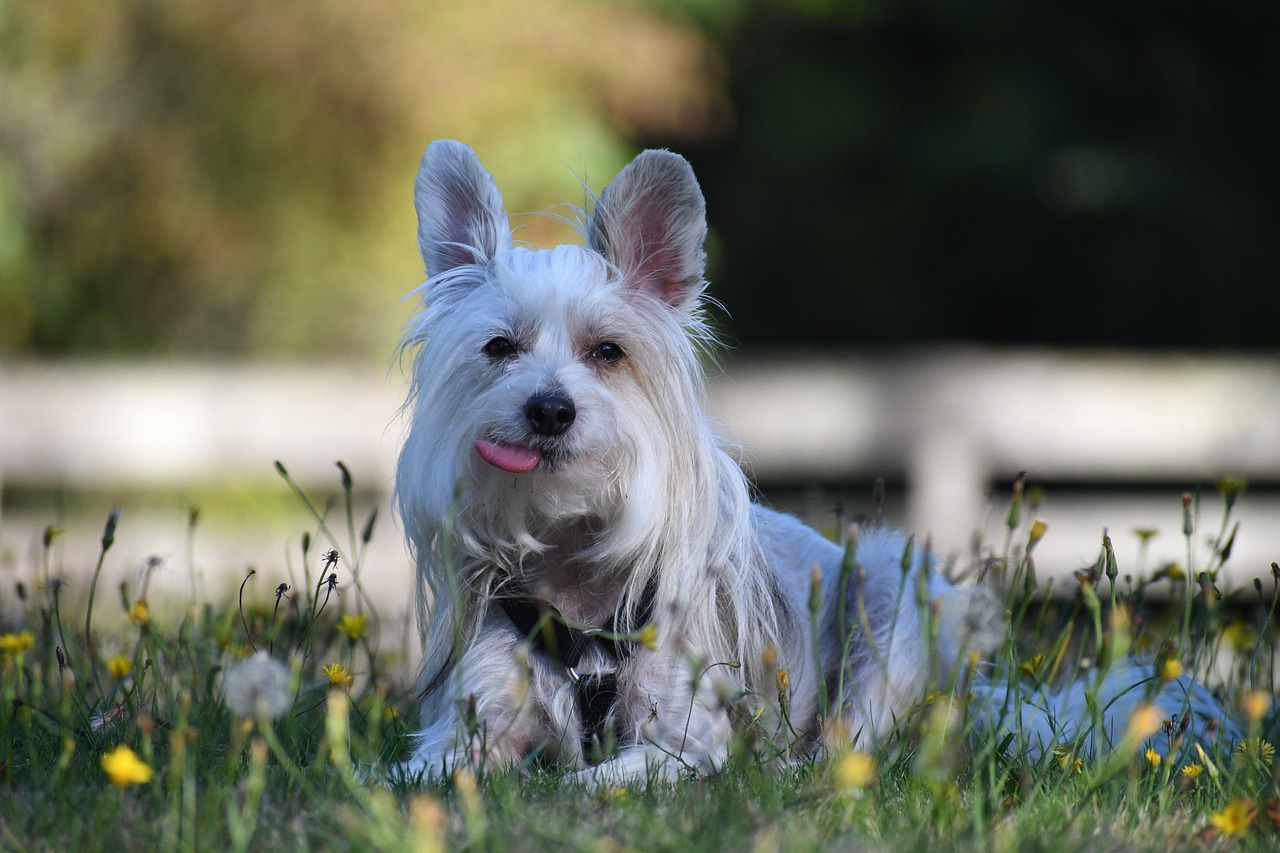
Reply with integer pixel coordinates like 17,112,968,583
525,392,576,437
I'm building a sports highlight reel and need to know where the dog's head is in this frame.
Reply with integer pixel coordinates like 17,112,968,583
398,141,722,556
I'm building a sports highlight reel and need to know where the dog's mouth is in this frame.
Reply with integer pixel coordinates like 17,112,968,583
474,439,542,473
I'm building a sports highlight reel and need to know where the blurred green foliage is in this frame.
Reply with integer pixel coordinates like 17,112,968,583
0,0,723,359
674,0,1280,350
2,0,1276,358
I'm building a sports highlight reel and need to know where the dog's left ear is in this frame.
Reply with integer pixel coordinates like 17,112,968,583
587,150,707,310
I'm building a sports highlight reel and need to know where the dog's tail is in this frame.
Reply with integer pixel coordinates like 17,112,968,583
967,659,1242,763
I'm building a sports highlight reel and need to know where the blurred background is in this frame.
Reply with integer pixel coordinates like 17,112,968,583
2,0,1278,619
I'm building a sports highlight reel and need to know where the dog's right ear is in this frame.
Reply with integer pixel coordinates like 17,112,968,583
414,140,512,278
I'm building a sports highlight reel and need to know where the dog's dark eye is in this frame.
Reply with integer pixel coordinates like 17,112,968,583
591,341,624,363
483,336,517,359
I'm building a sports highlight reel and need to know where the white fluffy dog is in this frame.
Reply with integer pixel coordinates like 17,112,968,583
394,141,1236,783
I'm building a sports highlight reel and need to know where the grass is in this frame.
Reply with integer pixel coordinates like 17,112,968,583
1,467,1278,851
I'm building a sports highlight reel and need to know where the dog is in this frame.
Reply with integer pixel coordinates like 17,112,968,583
393,141,1239,783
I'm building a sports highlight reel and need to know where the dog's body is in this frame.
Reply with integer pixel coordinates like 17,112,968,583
395,141,1237,782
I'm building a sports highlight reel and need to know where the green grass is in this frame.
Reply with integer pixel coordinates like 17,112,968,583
1,468,1277,851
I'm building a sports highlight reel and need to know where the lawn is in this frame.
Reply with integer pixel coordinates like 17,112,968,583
1,468,1277,852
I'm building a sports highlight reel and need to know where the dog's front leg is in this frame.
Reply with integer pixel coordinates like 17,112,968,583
572,654,735,786
400,620,549,781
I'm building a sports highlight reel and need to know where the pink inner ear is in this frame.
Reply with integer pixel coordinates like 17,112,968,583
619,197,697,308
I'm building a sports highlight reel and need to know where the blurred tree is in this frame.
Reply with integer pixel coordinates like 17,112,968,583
0,0,726,358
664,0,1280,351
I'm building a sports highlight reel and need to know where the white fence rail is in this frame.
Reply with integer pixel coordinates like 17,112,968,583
2,350,1278,578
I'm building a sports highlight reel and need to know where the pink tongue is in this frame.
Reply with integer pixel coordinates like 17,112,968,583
475,439,541,473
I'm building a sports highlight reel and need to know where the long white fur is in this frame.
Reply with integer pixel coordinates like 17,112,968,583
394,140,1238,783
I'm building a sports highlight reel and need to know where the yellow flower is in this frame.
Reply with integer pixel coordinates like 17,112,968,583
1221,622,1255,653
1209,798,1255,837
0,630,35,655
101,745,153,787
637,622,659,651
1233,737,1275,767
1158,657,1182,682
106,656,133,680
1019,655,1045,678
1180,763,1203,780
337,613,368,641
1144,746,1162,768
1053,744,1084,774
130,600,151,627
383,705,400,722
323,662,354,689
834,750,877,789
1027,519,1049,551
775,669,790,696
1125,704,1162,741
1241,690,1270,725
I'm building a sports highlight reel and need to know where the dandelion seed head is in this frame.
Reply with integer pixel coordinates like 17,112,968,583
222,651,293,720
937,585,1005,660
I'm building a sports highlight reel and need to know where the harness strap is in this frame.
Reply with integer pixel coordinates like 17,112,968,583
497,579,655,760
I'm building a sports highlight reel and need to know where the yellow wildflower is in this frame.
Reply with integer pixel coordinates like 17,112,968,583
1019,654,1045,678
1132,528,1158,544
130,599,151,627
106,656,133,680
1144,746,1162,768
1027,519,1049,551
834,750,877,789
637,622,659,651
1241,690,1269,725
337,613,368,641
1125,704,1162,741
101,745,153,787
775,669,790,696
1220,622,1254,653
0,630,35,655
1209,798,1255,837
1158,657,1182,682
1053,744,1084,774
1233,737,1275,767
323,662,354,689
1180,763,1203,780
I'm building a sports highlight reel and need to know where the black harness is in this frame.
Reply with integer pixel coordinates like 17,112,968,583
498,581,655,760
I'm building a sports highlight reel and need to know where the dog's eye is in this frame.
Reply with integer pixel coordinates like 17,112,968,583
590,341,624,363
483,337,517,359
